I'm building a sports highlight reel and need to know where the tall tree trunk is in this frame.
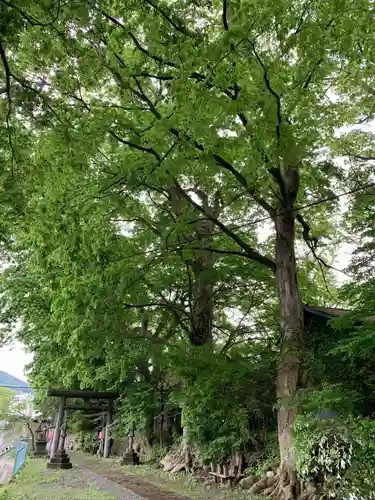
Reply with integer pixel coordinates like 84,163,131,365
160,185,219,471
170,184,220,346
190,218,215,346
265,167,304,499
275,207,303,478
249,167,305,499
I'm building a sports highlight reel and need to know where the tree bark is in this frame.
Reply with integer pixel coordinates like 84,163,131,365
272,177,304,498
170,184,219,346
251,202,303,499
27,422,35,451
190,217,215,346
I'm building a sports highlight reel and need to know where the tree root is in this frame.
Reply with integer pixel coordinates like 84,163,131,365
160,441,193,473
299,487,317,500
249,476,276,495
249,463,317,500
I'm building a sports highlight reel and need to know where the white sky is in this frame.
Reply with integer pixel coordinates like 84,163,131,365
0,342,33,383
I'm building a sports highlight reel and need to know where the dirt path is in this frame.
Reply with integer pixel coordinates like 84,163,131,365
76,466,146,500
73,453,192,500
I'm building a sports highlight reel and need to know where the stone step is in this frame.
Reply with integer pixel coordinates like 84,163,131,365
121,451,140,465
49,457,71,464
47,461,72,470
31,452,48,458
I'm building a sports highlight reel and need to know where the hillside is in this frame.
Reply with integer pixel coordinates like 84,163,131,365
0,372,32,395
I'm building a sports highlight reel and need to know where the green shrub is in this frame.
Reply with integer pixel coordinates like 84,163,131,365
294,414,375,498
144,443,171,463
75,430,97,453
170,346,276,463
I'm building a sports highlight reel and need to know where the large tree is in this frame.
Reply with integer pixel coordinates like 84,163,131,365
1,0,374,498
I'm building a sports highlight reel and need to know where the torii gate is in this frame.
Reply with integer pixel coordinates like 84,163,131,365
47,389,118,469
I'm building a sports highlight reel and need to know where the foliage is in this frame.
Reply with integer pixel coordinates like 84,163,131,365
294,415,353,490
112,384,159,440
0,387,16,420
171,346,276,461
75,430,98,454
294,409,375,498
2,0,375,493
342,418,375,499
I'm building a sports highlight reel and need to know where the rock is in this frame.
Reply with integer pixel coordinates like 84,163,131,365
239,475,258,489
266,470,275,478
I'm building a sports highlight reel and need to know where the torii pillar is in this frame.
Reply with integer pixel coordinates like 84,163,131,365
47,397,72,469
103,400,112,458
50,397,65,459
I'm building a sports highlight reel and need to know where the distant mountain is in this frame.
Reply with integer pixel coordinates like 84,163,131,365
0,371,32,395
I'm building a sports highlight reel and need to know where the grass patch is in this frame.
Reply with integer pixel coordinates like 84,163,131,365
121,463,259,500
0,459,115,499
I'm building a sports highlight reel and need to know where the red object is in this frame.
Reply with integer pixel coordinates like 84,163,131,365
49,431,53,441
99,431,103,441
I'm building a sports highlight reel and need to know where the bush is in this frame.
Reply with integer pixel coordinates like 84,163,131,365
341,417,375,499
251,435,279,477
170,346,276,463
75,429,97,453
144,443,171,464
294,414,375,498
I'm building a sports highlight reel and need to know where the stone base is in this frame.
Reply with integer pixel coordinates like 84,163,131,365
31,441,48,458
47,461,72,469
121,451,140,465
47,449,72,470
32,451,48,458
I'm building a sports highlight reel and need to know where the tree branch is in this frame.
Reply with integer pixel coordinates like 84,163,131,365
124,301,185,312
168,174,276,272
143,0,192,37
0,38,16,171
132,77,162,119
0,0,61,27
188,247,262,260
223,0,229,30
109,131,161,161
102,11,177,68
213,154,275,215
0,39,11,102
302,58,323,89
168,128,274,215
293,0,312,36
250,41,282,144
346,152,375,162
296,213,339,275
134,72,174,80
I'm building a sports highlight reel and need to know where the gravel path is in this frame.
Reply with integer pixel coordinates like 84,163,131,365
77,466,146,500
73,454,191,500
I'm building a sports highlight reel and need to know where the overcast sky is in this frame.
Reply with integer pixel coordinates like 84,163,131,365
0,342,33,382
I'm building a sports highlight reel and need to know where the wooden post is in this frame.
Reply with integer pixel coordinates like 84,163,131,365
50,397,65,458
103,400,112,458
